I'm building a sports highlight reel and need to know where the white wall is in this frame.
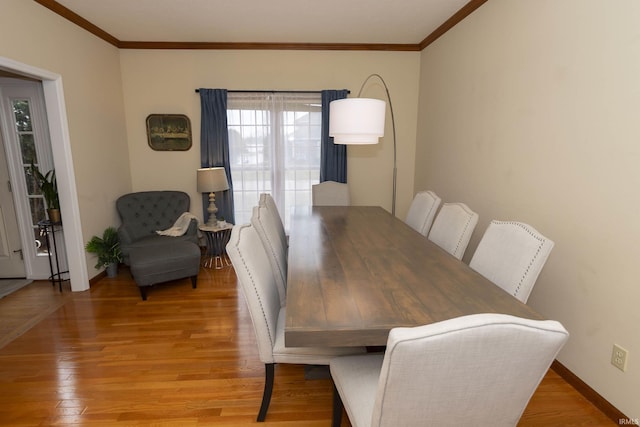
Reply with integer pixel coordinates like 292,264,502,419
0,0,132,282
119,49,420,221
416,0,640,418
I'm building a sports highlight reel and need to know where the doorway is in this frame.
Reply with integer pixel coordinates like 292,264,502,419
0,56,88,292
0,77,63,280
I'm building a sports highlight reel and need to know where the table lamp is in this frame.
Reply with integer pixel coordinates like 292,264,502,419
197,167,229,227
329,73,397,216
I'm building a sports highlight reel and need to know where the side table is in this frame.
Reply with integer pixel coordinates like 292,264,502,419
37,220,68,292
199,222,233,269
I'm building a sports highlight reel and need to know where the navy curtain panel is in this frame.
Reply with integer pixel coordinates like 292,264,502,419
320,90,349,183
199,88,235,224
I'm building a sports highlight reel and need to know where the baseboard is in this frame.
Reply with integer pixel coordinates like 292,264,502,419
551,360,628,425
89,270,107,285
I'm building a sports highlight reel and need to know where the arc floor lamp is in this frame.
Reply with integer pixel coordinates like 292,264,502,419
329,73,397,216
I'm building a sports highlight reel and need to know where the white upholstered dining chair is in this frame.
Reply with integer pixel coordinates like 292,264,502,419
226,223,365,422
469,220,554,303
427,202,479,260
312,180,351,206
259,193,288,249
330,313,569,427
404,190,441,236
251,204,287,307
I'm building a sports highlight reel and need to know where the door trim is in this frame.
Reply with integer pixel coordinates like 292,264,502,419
0,78,57,279
0,55,88,292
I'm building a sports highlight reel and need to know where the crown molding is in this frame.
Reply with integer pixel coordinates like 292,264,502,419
34,0,120,47
34,0,486,52
419,0,488,49
117,41,422,51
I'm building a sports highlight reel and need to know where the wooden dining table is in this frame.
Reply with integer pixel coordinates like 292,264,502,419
284,206,543,347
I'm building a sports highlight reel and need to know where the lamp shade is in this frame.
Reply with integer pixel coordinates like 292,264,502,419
329,98,386,145
197,167,229,193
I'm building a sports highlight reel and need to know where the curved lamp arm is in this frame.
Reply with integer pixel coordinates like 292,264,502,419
357,74,397,216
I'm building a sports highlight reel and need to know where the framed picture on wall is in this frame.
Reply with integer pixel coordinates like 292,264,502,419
146,114,192,151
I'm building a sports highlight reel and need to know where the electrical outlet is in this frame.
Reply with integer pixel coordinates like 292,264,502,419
611,344,628,372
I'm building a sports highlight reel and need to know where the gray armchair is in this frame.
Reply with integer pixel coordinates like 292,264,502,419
116,191,198,265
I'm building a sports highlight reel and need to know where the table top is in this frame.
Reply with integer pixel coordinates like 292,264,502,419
285,206,543,347
199,222,233,232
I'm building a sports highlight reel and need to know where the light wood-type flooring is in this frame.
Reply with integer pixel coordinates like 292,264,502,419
0,265,616,426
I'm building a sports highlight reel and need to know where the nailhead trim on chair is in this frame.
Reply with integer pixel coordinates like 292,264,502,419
452,206,476,258
491,220,548,299
229,224,275,350
419,192,440,234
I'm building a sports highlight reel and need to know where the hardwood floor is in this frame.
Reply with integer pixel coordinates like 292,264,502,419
0,265,616,426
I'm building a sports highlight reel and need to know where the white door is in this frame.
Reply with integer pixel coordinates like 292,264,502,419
0,130,26,277
0,78,61,280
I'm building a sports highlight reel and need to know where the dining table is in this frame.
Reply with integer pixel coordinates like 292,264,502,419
284,205,543,347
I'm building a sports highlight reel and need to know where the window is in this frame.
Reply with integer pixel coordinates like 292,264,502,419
227,92,322,230
11,98,49,256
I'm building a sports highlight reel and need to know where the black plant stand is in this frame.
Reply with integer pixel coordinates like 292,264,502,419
38,220,68,292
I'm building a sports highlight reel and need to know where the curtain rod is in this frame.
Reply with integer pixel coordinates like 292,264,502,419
195,89,349,94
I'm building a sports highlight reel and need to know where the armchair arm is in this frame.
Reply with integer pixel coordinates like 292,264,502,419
186,218,199,236
117,225,136,247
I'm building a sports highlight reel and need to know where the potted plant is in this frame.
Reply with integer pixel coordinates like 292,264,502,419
85,226,123,278
30,163,60,223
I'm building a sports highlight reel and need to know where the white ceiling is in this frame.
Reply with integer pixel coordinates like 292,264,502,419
54,0,471,45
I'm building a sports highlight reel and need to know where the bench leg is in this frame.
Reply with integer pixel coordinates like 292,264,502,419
139,287,147,301
190,275,197,289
